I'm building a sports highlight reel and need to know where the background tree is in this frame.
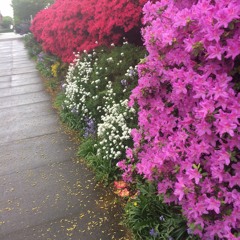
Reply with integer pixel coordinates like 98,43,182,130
11,0,54,25
0,12,2,25
1,16,13,29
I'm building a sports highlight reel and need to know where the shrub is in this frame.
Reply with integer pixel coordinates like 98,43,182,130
23,34,68,93
120,0,240,239
1,16,13,29
15,21,30,34
12,0,53,25
61,44,144,183
62,43,144,130
36,51,58,78
30,0,148,62
23,33,42,57
97,89,135,163
123,181,199,240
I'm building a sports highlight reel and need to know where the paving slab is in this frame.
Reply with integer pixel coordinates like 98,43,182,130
0,69,12,77
0,35,129,240
0,133,75,176
12,62,36,68
0,83,44,97
12,71,41,80
0,91,51,109
0,100,53,121
12,67,37,75
0,76,11,82
0,59,12,64
0,112,59,145
0,63,12,70
0,76,43,88
0,32,23,42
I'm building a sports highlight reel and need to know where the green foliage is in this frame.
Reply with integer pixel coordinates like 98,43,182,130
60,43,145,184
35,52,58,78
23,33,42,57
60,109,84,132
23,33,53,78
37,61,52,78
93,44,145,102
1,16,13,29
63,43,145,129
23,33,69,93
54,92,65,110
54,93,84,131
12,0,53,25
232,57,240,92
44,78,57,91
124,181,200,240
77,138,117,184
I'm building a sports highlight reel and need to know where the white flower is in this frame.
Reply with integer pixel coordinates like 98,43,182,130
107,57,113,63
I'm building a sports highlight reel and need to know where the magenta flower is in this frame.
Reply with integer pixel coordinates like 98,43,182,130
215,5,239,28
207,44,223,60
119,0,240,238
196,120,212,136
174,177,186,201
205,26,224,42
205,197,221,214
216,110,237,137
225,37,240,60
186,168,202,184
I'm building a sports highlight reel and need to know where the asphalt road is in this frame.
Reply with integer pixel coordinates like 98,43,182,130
0,33,129,240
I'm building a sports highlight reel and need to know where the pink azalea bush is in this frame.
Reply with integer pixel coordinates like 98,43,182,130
119,0,240,239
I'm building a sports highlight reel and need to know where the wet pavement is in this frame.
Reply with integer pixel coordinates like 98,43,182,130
0,34,129,239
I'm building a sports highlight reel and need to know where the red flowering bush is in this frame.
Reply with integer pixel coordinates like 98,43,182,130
119,0,240,239
31,0,148,62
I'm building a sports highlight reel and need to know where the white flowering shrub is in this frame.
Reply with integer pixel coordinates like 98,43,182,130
63,52,95,127
62,50,110,131
62,43,144,182
96,82,136,162
62,44,144,132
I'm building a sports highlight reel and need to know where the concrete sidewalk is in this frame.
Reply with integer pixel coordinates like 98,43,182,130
0,34,129,239
0,32,23,42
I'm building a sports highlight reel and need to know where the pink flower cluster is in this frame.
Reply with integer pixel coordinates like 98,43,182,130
119,0,240,239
